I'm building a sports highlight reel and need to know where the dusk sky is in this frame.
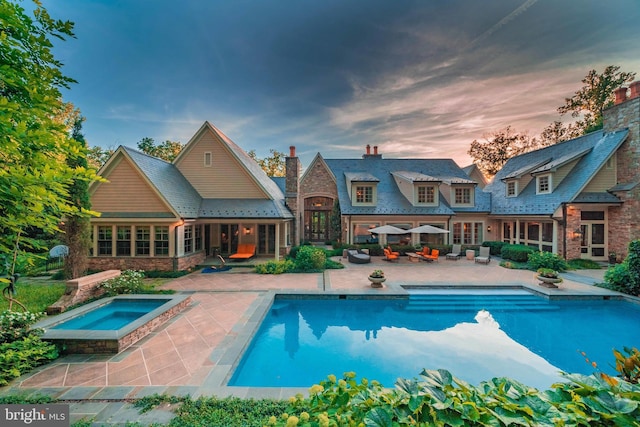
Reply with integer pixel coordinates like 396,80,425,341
44,0,640,168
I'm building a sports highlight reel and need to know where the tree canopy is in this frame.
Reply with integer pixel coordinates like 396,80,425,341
0,0,98,276
467,127,538,177
137,137,184,162
248,149,286,177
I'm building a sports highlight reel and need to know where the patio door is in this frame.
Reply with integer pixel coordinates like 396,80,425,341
579,211,606,260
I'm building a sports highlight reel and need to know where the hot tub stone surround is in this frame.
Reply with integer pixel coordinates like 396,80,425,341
38,294,192,354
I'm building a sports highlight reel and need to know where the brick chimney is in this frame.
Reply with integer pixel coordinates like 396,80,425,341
630,81,640,100
366,144,371,155
614,87,628,105
362,144,382,159
373,146,378,155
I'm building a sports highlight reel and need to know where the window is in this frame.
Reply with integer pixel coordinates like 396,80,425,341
116,226,131,256
506,181,517,197
353,223,379,244
184,225,193,253
195,225,202,251
98,226,112,256
417,185,436,204
355,186,373,203
537,174,551,194
452,222,483,244
453,187,472,205
204,152,212,167
155,226,169,256
136,226,150,256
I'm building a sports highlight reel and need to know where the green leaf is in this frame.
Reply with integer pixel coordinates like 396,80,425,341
363,407,393,427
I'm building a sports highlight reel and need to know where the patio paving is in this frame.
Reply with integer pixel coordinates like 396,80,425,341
1,255,619,425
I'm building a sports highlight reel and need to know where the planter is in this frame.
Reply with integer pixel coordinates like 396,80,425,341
368,276,386,288
608,255,617,264
536,275,562,288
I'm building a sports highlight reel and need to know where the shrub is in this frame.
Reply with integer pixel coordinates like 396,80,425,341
527,251,569,271
255,260,295,275
627,239,640,291
0,310,44,344
294,246,326,272
500,244,536,262
482,241,507,255
601,263,637,295
568,258,602,269
0,336,58,386
99,270,145,296
324,259,344,270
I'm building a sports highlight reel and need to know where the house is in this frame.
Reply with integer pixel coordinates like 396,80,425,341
89,80,640,270
289,145,491,247
88,121,293,272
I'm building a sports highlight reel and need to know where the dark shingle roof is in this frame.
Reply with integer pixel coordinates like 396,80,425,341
324,158,490,215
199,198,293,219
123,147,202,218
486,130,628,215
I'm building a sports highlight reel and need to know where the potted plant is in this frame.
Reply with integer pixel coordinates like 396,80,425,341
368,269,386,287
608,252,617,264
536,268,562,288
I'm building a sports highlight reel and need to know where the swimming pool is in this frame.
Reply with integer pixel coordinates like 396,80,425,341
229,291,640,390
37,294,192,354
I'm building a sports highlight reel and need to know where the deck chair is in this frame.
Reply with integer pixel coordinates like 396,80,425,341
418,247,430,257
446,244,462,260
386,246,400,256
475,246,491,264
347,249,371,264
422,249,439,262
383,248,399,262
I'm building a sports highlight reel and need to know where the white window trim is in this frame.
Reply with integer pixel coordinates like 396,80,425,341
451,186,474,206
536,174,552,194
352,184,377,206
415,184,438,206
204,151,212,167
506,180,518,197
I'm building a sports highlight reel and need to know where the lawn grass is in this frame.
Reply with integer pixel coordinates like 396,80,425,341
0,278,66,313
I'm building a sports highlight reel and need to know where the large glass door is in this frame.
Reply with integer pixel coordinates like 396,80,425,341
579,211,606,260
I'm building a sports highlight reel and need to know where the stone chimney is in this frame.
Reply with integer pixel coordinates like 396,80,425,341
285,145,301,245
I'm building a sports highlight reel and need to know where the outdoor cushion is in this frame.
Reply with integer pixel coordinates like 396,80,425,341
475,246,491,264
229,243,256,259
347,249,371,264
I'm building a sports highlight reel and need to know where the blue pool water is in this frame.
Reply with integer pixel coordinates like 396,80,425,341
52,299,169,330
229,292,640,389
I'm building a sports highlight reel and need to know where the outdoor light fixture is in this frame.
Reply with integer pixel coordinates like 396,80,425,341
573,228,583,240
244,227,253,235
487,225,492,232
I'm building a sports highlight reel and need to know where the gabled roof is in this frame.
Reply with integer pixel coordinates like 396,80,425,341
120,146,202,218
486,129,628,215
324,157,491,215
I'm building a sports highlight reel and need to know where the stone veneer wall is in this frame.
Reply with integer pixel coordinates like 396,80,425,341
299,158,340,240
55,296,192,354
88,250,206,272
604,91,640,258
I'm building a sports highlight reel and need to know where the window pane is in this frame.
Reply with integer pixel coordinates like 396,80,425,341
136,226,150,256
155,226,169,256
98,226,112,256
116,226,131,256
353,223,379,243
541,222,553,242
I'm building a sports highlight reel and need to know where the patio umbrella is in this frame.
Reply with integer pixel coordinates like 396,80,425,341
367,225,408,235
406,224,450,234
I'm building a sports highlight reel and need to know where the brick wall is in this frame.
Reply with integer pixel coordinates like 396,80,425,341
603,90,640,257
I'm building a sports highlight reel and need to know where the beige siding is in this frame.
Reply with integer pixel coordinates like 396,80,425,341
584,161,617,192
176,130,266,199
553,158,581,188
92,158,172,214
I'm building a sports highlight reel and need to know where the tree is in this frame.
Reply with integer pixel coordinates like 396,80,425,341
247,149,286,177
63,116,92,279
137,137,184,161
86,145,115,170
467,127,538,177
538,120,581,146
558,65,636,134
0,0,97,279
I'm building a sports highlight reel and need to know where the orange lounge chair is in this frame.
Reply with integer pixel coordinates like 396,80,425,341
229,243,256,260
387,246,400,256
421,248,439,262
419,247,430,257
383,248,399,262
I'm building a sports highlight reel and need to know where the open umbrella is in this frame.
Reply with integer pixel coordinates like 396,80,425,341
367,225,408,235
406,225,450,234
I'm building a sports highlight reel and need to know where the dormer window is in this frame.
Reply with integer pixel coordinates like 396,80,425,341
453,187,473,206
355,185,374,204
537,174,552,194
506,181,518,197
416,185,437,205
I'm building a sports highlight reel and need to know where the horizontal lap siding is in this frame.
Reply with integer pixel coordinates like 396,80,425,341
93,159,172,213
177,131,265,199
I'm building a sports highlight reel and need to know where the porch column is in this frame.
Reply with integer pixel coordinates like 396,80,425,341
275,223,281,261
552,220,558,254
515,221,521,244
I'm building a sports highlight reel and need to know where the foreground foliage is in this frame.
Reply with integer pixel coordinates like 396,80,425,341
600,239,640,296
